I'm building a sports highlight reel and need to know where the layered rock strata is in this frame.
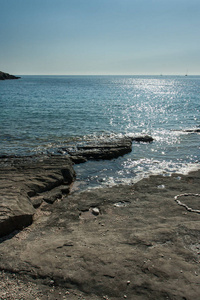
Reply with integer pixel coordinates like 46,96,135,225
0,136,154,237
0,170,199,299
0,156,75,237
64,135,153,162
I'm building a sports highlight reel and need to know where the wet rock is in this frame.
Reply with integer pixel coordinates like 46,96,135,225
132,135,154,143
70,155,88,164
65,136,154,161
184,129,200,133
67,137,133,160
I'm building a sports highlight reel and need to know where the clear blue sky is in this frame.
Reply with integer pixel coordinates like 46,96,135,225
1,0,200,75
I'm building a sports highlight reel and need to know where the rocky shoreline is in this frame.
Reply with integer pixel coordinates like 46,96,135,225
0,136,153,237
0,136,200,299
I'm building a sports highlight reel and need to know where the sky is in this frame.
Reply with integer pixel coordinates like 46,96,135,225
0,0,200,75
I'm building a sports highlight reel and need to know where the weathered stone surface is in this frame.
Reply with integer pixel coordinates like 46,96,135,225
43,190,62,204
0,155,75,237
30,184,70,208
0,194,34,237
0,170,200,299
0,71,20,80
65,136,154,162
30,195,44,208
0,136,155,236
67,137,133,160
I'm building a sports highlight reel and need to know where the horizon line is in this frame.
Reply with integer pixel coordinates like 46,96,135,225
17,73,200,76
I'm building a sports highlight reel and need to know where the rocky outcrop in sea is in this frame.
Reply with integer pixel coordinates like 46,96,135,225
0,71,20,80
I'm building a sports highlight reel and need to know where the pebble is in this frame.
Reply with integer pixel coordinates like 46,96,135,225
157,184,165,189
65,291,70,295
92,207,100,216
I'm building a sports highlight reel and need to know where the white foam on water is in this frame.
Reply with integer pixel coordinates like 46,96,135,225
83,159,200,191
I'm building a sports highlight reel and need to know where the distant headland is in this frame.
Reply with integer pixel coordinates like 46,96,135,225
0,71,20,80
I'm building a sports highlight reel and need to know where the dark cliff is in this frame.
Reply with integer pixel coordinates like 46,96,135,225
0,71,20,80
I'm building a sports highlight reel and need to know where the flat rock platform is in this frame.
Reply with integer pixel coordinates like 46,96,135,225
0,158,200,299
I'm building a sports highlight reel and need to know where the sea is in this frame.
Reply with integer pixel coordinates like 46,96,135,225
0,75,200,190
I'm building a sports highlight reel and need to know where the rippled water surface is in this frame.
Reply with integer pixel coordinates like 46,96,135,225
0,75,200,188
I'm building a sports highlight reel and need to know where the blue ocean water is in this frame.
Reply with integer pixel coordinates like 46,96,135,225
0,75,200,188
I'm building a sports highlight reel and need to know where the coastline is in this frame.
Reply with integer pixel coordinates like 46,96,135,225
0,154,200,299
0,71,20,80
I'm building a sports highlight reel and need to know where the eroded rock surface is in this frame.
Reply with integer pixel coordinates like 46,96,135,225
0,170,200,299
0,156,75,237
66,137,133,160
65,135,153,162
0,135,154,237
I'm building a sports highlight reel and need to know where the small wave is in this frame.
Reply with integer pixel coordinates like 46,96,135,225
82,131,125,142
75,158,200,192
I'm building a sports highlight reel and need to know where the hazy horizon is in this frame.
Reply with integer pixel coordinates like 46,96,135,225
1,0,200,76
13,73,199,76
